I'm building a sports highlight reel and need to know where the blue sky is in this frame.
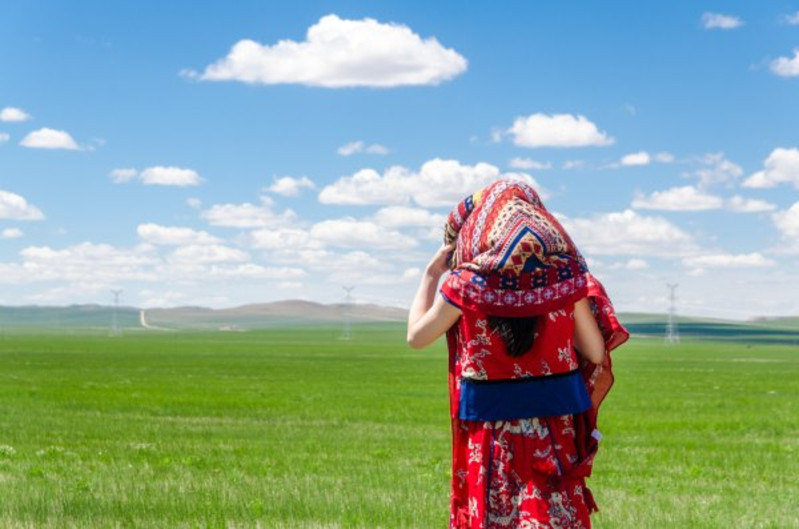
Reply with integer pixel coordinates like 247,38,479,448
1,1,798,318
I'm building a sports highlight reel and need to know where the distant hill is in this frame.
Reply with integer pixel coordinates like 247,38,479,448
143,300,407,330
616,312,799,346
0,300,407,331
1,304,797,344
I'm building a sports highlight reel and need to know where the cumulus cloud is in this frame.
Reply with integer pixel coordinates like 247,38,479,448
140,166,201,186
743,147,799,189
137,223,220,245
168,244,249,264
774,202,799,244
182,14,467,88
20,128,80,150
701,12,744,30
310,218,417,249
508,157,552,170
337,140,390,156
687,152,743,188
0,190,45,220
507,113,614,148
11,242,160,284
620,151,651,166
246,227,322,252
264,176,315,196
562,160,586,170
682,253,775,270
1,228,23,239
109,168,137,183
372,205,446,228
632,186,723,211
726,196,777,213
562,209,696,257
201,197,297,228
110,166,201,186
0,107,31,122
318,158,546,207
770,49,799,77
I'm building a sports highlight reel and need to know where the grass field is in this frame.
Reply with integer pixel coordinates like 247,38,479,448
0,325,797,528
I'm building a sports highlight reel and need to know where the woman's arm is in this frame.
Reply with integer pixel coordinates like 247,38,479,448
573,297,606,364
407,243,461,349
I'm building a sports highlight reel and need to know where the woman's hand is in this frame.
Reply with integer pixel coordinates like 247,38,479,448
407,242,461,349
425,242,456,278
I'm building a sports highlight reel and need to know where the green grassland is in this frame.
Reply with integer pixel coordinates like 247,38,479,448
0,325,797,528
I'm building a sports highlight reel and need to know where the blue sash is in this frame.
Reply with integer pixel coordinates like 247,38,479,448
458,369,592,421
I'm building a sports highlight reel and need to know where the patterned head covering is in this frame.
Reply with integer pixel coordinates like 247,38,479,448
441,178,630,478
441,179,590,317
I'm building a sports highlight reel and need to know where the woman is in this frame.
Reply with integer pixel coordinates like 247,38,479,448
407,179,629,529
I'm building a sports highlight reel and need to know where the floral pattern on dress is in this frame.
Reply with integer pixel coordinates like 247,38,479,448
445,284,594,529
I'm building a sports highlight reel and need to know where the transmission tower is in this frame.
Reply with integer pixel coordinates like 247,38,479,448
341,286,355,340
110,289,123,336
665,283,680,345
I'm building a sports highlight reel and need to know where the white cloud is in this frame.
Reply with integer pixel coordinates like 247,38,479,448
774,202,799,241
682,253,775,270
621,151,651,166
770,49,799,77
508,157,552,170
265,176,315,196
655,152,675,163
782,11,799,25
137,223,220,245
168,244,249,264
206,263,306,279
507,113,614,148
562,160,586,170
187,197,202,209
1,228,23,239
688,152,743,188
701,12,744,30
109,168,138,183
563,209,696,257
183,14,467,88
140,166,201,187
201,197,297,228
20,128,80,150
310,218,417,249
0,190,45,220
621,258,648,270
742,148,799,189
0,107,31,122
726,196,777,213
246,227,321,251
0,132,9,143
632,186,723,211
13,242,160,283
402,267,421,280
337,140,390,156
372,205,446,228
318,158,546,207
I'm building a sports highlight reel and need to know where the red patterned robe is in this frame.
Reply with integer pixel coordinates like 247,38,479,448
443,293,595,529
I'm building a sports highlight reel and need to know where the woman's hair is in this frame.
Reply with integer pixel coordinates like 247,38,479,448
487,315,539,357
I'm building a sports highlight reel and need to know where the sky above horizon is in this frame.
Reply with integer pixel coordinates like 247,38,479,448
1,1,798,319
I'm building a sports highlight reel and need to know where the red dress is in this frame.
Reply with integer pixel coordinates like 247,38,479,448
444,297,595,529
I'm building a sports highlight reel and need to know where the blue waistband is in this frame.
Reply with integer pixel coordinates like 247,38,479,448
458,369,592,421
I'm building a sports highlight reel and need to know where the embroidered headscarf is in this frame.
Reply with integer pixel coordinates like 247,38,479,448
441,179,630,484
